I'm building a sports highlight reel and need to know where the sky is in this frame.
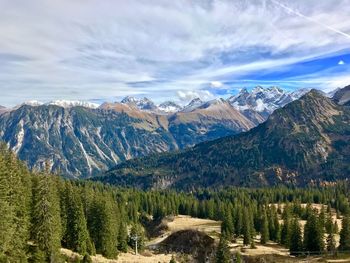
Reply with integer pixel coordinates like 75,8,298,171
0,0,350,107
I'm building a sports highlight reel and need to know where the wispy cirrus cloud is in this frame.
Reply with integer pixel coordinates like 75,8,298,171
0,0,349,106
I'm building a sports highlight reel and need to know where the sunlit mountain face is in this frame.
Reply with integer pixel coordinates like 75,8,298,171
0,0,349,107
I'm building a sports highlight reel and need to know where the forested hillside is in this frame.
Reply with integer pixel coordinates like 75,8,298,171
100,90,350,189
2,143,350,262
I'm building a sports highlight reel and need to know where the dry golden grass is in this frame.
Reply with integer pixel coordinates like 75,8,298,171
166,215,221,234
61,248,172,263
114,252,172,263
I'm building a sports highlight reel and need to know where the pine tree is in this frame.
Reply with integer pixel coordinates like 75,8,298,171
0,150,15,261
260,209,269,244
216,236,230,263
319,206,326,230
221,211,234,240
88,191,122,258
234,206,243,237
31,173,62,262
280,213,290,247
273,211,281,242
268,206,278,241
303,212,324,253
64,183,90,255
242,208,252,246
117,221,128,253
339,214,350,251
0,148,31,262
326,231,336,254
289,218,303,256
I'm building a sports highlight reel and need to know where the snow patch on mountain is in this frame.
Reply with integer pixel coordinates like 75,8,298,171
22,100,44,107
47,100,99,108
182,98,204,112
121,96,157,111
228,87,310,115
158,101,182,113
12,119,24,154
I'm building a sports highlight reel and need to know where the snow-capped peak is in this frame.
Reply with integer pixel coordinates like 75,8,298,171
182,98,204,112
227,87,310,114
252,86,264,93
120,96,157,111
22,100,44,107
158,101,182,113
120,96,139,104
46,100,99,109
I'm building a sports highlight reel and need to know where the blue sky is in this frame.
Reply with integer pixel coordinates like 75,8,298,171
0,0,349,106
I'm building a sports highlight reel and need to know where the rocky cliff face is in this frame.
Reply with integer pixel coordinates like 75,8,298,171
99,89,350,189
0,102,254,177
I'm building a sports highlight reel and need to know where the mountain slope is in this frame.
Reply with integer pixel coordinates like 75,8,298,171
333,85,350,106
0,101,254,177
0,106,8,115
99,90,350,189
168,99,253,148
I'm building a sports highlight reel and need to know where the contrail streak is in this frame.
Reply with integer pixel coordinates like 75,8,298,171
270,0,350,40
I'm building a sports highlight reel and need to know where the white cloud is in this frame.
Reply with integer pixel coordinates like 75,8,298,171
177,90,215,102
210,81,223,88
338,60,345,65
0,0,350,106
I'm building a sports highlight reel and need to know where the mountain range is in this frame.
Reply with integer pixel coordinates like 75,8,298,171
0,87,336,177
97,88,350,189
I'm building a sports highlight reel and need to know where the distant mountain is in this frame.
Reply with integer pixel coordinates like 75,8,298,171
158,101,182,113
333,85,350,106
99,88,350,189
21,100,44,107
47,100,99,109
0,100,254,177
227,86,309,120
0,105,8,115
121,96,158,111
182,98,204,112
168,98,254,148
326,88,341,98
20,100,99,108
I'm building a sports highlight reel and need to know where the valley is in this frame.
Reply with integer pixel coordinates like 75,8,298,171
0,86,310,178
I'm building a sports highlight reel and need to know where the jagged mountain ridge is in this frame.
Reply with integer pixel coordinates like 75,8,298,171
0,101,254,177
0,87,336,178
98,89,350,189
227,86,310,119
